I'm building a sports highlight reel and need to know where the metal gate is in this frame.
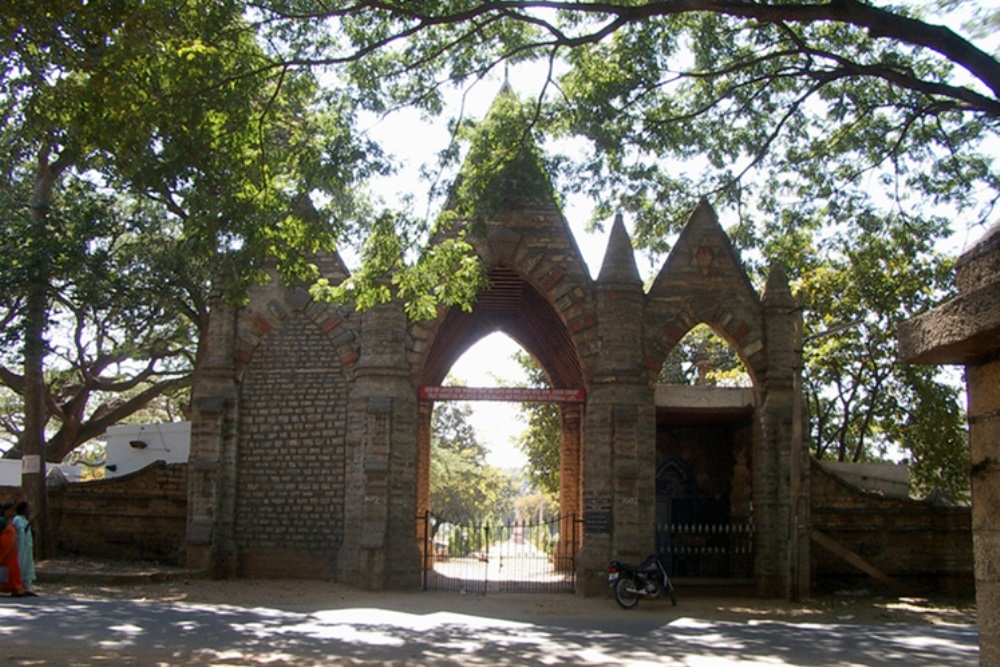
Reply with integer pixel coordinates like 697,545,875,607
656,522,755,579
421,513,577,593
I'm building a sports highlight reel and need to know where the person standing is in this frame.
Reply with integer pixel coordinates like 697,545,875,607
13,501,36,593
0,501,31,597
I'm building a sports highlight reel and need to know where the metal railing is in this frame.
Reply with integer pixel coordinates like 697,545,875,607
421,513,577,594
656,522,755,578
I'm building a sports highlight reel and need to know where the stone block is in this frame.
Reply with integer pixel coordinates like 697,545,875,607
973,529,1000,582
977,580,1000,665
899,281,1000,365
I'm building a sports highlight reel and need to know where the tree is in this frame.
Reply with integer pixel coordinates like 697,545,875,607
893,366,969,502
790,209,969,498
0,0,377,554
430,401,517,529
514,489,558,525
658,324,751,387
0,188,200,462
249,2,998,229
510,350,561,497
250,0,994,496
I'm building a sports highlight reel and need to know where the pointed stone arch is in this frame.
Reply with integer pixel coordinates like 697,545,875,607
645,201,766,383
417,263,584,389
412,213,594,572
186,258,362,579
631,201,805,597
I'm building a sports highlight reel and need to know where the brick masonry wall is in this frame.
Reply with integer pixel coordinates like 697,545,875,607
235,313,348,578
0,462,187,564
810,462,973,595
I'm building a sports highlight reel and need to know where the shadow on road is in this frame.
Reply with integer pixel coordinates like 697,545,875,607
0,594,978,666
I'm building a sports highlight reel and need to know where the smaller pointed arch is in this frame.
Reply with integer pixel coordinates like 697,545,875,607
649,200,757,301
645,200,766,385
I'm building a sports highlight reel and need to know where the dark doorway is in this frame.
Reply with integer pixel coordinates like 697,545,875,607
655,413,754,578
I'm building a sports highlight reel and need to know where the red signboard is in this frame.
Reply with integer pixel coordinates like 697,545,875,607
418,386,586,403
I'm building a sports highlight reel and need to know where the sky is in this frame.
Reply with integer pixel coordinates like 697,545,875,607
444,333,533,469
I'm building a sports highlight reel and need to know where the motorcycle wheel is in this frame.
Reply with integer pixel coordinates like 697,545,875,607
614,576,640,609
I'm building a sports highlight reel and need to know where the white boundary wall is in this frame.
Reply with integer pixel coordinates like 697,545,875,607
104,422,191,478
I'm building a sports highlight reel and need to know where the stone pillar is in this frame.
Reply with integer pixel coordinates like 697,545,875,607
759,264,807,598
899,222,1000,665
186,290,239,576
340,293,421,590
579,215,655,595
416,400,433,569
966,362,1000,662
556,404,583,572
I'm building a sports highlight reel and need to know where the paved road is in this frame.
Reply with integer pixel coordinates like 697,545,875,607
1,594,978,666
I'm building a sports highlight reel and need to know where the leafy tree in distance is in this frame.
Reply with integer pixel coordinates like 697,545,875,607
511,350,561,498
790,212,969,499
514,489,559,525
430,401,518,533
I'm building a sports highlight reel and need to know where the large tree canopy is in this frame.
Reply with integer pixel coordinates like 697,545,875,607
264,0,991,500
251,1,997,233
0,0,383,457
0,0,380,552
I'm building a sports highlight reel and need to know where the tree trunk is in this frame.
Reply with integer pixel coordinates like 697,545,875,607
22,275,51,559
22,149,60,560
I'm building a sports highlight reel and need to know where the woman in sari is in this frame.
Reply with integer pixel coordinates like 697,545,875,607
13,501,35,592
0,501,32,597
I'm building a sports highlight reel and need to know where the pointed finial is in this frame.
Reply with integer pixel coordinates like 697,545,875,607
597,213,642,286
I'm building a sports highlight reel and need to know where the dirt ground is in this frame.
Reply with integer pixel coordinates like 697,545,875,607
29,558,977,628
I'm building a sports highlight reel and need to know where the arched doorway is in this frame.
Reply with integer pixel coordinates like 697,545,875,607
415,265,586,591
653,324,756,581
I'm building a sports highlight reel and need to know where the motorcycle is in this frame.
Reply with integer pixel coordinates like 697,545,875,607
607,554,677,609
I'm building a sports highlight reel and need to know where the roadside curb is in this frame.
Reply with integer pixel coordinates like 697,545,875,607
35,561,208,586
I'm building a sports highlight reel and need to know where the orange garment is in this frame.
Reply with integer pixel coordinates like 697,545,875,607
0,522,26,595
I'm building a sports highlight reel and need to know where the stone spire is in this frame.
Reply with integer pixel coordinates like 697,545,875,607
762,261,795,310
596,213,642,287
442,83,556,219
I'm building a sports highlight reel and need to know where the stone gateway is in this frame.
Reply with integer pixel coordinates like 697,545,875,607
186,94,807,597
186,212,806,598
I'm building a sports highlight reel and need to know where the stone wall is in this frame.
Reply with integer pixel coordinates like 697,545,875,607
810,462,973,596
0,463,188,565
235,312,348,579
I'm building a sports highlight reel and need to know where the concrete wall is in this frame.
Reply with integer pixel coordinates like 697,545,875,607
104,422,190,478
1,456,972,595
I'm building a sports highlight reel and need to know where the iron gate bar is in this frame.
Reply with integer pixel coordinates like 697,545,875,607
656,522,756,579
420,513,577,594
